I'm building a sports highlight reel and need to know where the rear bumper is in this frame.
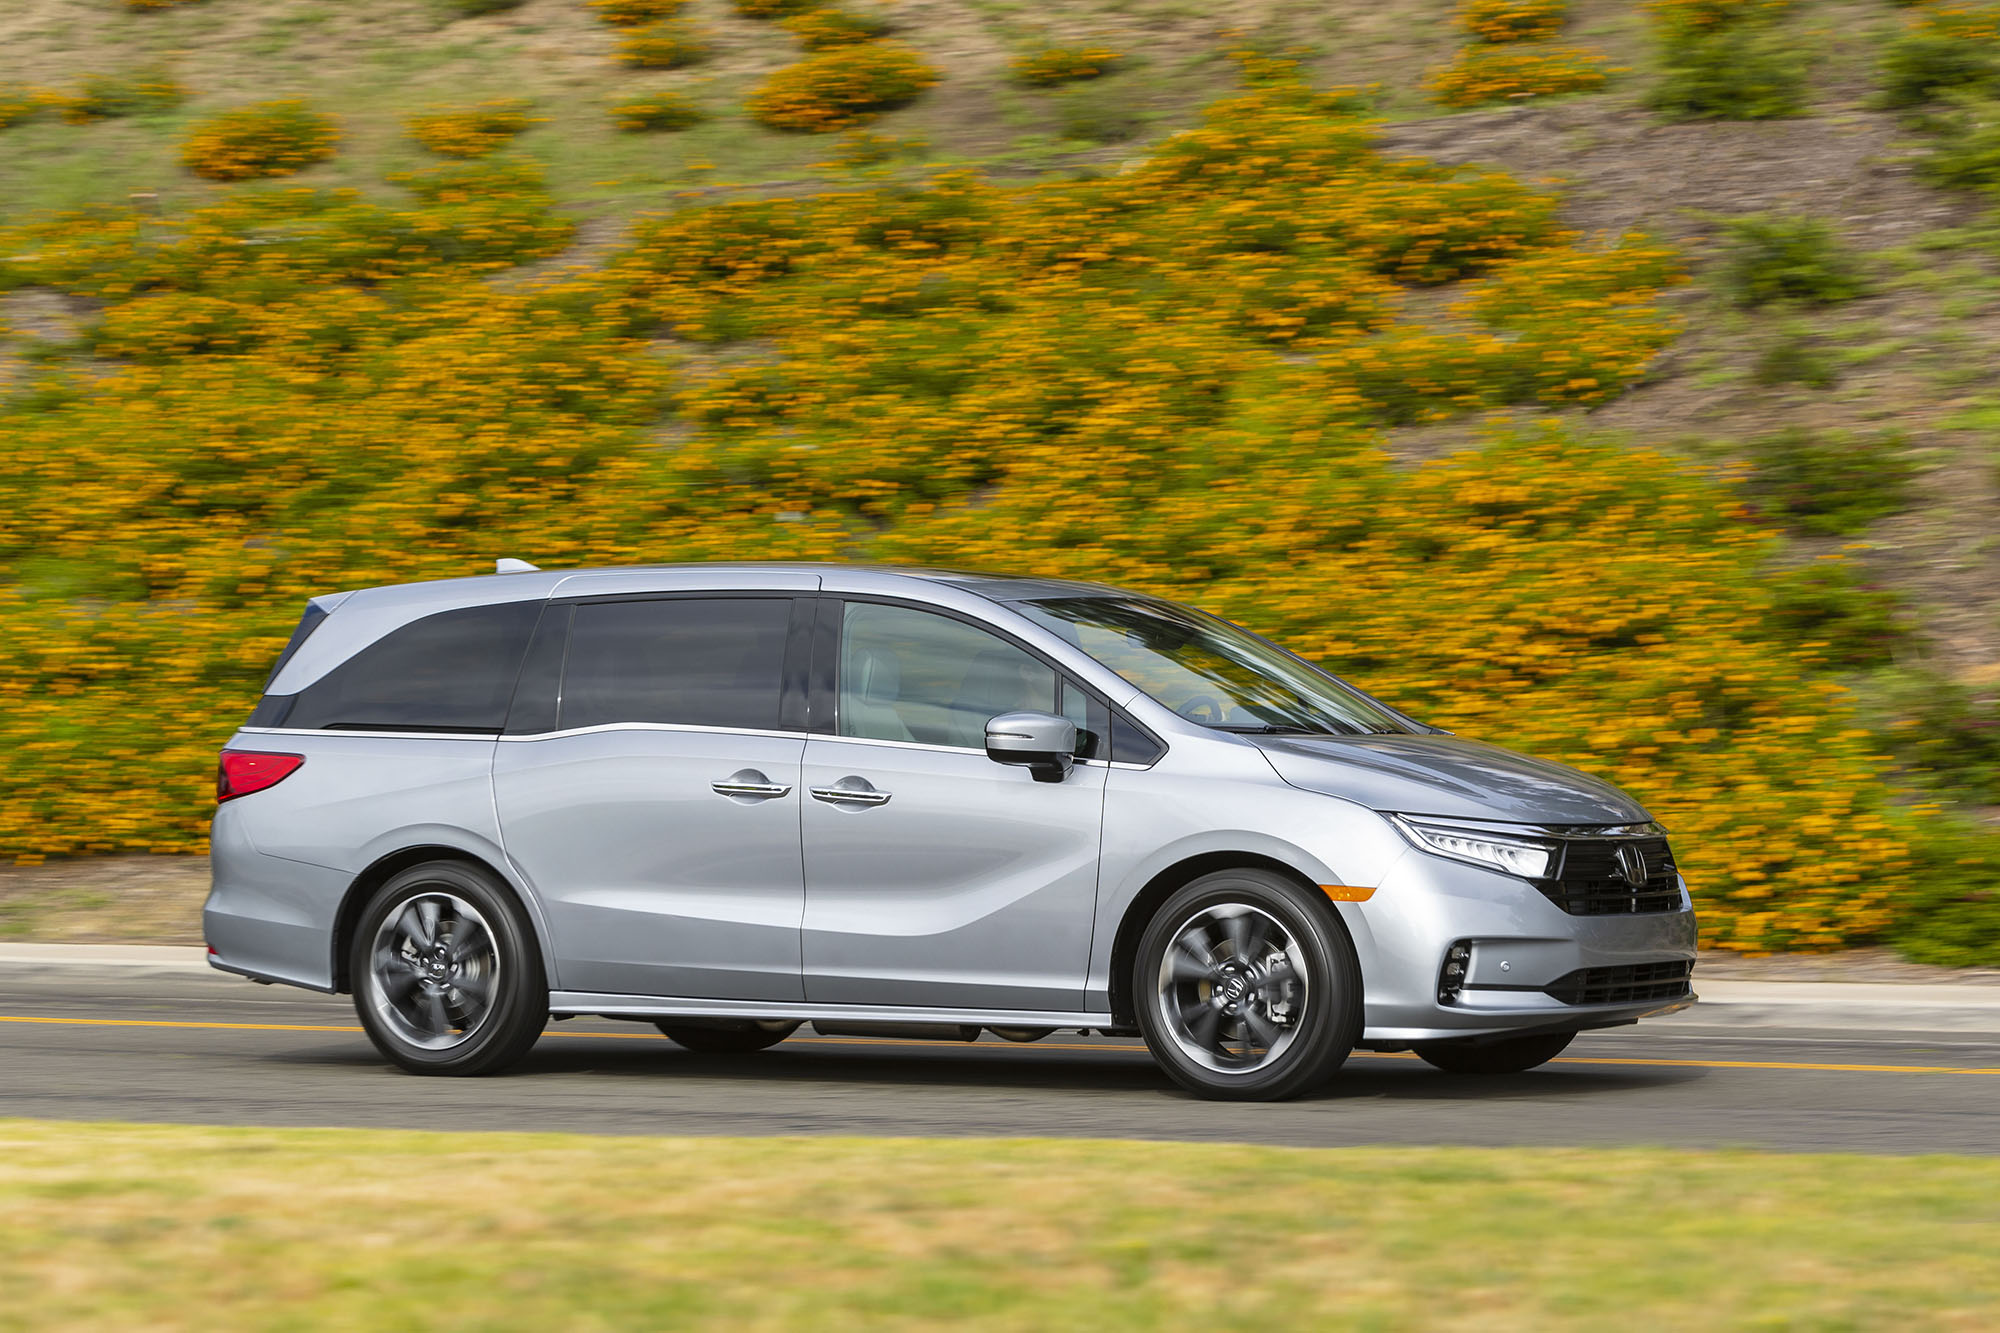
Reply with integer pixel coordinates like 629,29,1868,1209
1344,849,1699,1045
202,804,348,991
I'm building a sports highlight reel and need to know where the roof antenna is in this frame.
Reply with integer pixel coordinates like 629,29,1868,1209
495,558,541,574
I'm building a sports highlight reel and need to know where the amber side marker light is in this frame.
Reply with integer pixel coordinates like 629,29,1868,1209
1319,885,1375,902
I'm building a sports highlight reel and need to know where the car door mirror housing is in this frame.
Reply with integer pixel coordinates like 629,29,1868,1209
985,711,1078,783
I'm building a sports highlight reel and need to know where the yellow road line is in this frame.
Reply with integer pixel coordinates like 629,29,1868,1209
3,1011,1995,1075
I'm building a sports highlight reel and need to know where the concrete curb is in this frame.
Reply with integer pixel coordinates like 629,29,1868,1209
2,944,1996,1033
0,943,212,971
1664,980,2000,1035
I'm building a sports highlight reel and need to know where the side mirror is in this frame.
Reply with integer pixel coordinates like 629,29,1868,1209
985,711,1078,784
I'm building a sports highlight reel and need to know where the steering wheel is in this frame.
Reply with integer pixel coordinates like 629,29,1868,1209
1176,694,1227,725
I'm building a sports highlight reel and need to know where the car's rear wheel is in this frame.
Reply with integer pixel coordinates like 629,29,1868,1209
351,860,547,1076
654,1020,800,1053
1133,869,1361,1102
1413,1031,1574,1075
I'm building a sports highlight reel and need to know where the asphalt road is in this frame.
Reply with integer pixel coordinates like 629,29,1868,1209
3,967,1996,1154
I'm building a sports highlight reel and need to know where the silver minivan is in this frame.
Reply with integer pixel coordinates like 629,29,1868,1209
205,563,1696,1101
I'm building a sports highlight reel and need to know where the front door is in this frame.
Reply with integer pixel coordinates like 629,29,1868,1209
494,592,811,1000
801,600,1106,1012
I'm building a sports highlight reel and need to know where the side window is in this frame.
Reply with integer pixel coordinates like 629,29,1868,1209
561,597,792,731
840,603,1058,749
281,601,540,733
1111,711,1164,766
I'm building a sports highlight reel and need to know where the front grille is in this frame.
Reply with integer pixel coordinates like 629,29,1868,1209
1535,836,1682,916
1544,960,1694,1006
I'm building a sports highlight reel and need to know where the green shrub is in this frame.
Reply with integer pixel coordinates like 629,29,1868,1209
1744,429,1917,534
611,92,705,132
446,0,529,15
1752,333,1837,388
1718,214,1866,306
60,67,188,123
733,0,812,15
1864,669,2000,806
1647,22,1807,120
1761,560,1906,668
1876,13,2000,109
615,19,712,69
1057,83,1145,144
1892,821,2000,968
1916,93,2000,191
780,7,893,50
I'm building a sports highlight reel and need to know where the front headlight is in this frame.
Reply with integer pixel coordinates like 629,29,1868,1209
1390,815,1558,881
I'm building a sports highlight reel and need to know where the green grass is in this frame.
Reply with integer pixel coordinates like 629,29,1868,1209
1,1122,1998,1329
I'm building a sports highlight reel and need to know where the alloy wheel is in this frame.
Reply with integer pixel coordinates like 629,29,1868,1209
1154,903,1309,1075
367,891,501,1052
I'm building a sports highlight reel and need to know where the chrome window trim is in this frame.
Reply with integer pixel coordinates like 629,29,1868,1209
239,720,1144,765
237,726,503,743
805,731,1144,770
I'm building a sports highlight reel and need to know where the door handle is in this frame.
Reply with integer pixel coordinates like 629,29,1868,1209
810,778,891,807
712,769,792,801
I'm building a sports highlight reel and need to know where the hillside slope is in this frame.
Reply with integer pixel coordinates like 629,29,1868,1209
1,0,1996,961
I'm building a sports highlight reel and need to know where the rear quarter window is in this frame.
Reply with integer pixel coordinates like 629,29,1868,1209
272,600,542,734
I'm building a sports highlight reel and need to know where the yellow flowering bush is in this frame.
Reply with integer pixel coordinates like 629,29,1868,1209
611,92,705,132
57,68,187,123
1428,42,1613,106
587,0,689,25
780,7,894,50
405,100,537,158
1011,45,1125,86
733,0,813,15
1646,0,1794,32
0,72,1970,953
1459,0,1569,44
0,85,41,129
615,19,712,69
748,42,939,131
179,100,339,180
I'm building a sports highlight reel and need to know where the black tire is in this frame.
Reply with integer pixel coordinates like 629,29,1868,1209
1414,1031,1574,1075
654,1020,800,1053
1132,868,1362,1102
350,860,547,1076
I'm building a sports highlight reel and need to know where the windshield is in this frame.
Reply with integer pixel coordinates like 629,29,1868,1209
1016,597,1415,736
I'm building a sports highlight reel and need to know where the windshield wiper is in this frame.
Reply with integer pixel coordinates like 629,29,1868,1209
1210,723,1352,736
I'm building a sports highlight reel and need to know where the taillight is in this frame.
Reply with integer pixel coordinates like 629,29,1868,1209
216,750,304,803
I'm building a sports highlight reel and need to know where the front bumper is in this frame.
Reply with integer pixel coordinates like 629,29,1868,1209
1342,846,1699,1045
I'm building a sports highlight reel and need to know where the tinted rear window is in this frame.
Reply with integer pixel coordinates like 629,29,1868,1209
561,597,792,732
280,601,540,733
263,602,329,690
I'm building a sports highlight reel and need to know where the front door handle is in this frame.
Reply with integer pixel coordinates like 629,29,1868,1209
712,769,792,801
810,777,891,808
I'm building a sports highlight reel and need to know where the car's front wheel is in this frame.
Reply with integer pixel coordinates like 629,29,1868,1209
1413,1031,1574,1075
1133,869,1361,1102
351,860,547,1076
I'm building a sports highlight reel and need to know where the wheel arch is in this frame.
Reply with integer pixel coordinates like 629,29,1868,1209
331,844,544,993
1107,850,1334,1028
